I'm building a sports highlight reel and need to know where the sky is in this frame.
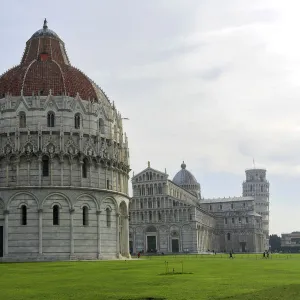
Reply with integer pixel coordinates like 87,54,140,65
0,0,299,235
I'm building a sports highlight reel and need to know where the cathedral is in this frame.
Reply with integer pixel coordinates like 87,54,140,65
129,162,269,254
0,20,131,261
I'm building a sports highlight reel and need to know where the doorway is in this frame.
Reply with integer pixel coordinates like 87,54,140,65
129,241,133,254
147,236,156,252
240,242,246,252
0,226,3,257
172,239,179,253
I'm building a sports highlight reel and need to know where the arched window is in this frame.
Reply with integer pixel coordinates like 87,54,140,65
99,118,105,134
227,233,231,241
42,156,49,177
83,206,89,226
19,112,26,128
53,205,59,225
106,208,111,227
21,205,27,225
82,158,88,179
47,112,55,127
74,113,81,129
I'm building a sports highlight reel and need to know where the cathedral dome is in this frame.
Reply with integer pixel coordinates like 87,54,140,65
0,19,104,102
173,161,199,186
172,162,201,199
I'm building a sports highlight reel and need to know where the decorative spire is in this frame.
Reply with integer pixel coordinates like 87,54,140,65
148,161,150,168
181,161,186,169
43,18,48,30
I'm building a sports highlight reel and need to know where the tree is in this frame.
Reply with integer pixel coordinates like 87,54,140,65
269,234,281,251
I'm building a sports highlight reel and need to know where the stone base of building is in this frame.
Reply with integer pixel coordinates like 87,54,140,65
0,253,131,262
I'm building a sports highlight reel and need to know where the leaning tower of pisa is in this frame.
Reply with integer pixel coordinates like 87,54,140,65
242,168,270,250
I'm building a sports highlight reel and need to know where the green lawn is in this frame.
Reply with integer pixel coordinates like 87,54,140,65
0,254,299,300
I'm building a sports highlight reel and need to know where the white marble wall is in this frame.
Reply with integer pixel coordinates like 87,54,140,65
0,189,130,261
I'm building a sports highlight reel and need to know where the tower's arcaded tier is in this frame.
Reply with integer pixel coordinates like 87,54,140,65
0,20,131,261
242,168,270,249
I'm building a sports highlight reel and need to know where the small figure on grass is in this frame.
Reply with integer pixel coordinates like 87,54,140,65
263,251,266,258
229,250,233,259
137,252,141,259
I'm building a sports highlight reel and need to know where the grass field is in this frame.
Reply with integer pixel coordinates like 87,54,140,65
0,254,300,300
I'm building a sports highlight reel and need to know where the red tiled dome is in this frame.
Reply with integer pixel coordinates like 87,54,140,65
0,20,100,101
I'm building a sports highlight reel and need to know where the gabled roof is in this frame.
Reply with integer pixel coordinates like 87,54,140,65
132,166,168,180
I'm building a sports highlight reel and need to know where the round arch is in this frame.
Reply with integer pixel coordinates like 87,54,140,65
7,191,39,210
74,193,100,211
119,201,128,216
101,196,118,212
41,192,72,210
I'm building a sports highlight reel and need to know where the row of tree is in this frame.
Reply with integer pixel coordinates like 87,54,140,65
269,234,281,251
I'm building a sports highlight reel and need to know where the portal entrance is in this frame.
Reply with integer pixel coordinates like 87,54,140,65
129,241,133,254
172,239,179,253
147,236,156,252
0,226,3,257
240,242,246,252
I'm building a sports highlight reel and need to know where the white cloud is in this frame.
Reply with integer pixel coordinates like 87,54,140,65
1,0,300,233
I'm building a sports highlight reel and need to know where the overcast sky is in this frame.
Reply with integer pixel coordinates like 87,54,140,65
1,0,300,235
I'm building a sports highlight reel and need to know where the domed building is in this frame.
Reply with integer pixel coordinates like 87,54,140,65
0,20,131,261
129,162,268,254
172,162,201,199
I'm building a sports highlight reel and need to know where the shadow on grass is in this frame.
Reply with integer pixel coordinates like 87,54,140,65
158,272,193,276
119,298,167,300
212,284,300,300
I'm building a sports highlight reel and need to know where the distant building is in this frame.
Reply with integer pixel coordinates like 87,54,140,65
129,162,269,254
281,232,300,252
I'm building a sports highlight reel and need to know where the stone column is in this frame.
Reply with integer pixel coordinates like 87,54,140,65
60,158,64,186
116,213,120,257
179,228,183,252
201,228,205,252
50,158,53,186
38,209,43,255
116,169,119,192
120,172,123,193
89,161,92,188
6,162,9,187
79,161,83,187
133,230,136,253
4,209,9,255
27,160,30,185
124,215,130,258
69,158,73,186
196,228,199,252
97,163,101,188
97,210,102,259
70,208,75,257
16,159,20,185
157,229,160,252
38,156,42,187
